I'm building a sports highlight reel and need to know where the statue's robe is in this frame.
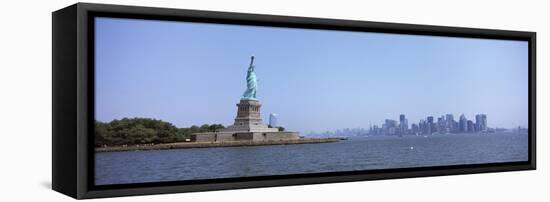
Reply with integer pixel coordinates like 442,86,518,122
242,68,257,99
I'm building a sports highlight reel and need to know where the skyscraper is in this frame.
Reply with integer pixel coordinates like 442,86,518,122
459,114,468,133
376,125,382,135
411,123,419,135
437,116,446,133
445,114,455,132
384,119,398,135
427,116,434,135
269,113,278,128
467,120,475,132
419,119,426,134
475,114,481,132
481,114,487,131
399,114,408,135
475,114,488,132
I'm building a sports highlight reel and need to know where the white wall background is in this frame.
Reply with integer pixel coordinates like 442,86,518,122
0,0,547,201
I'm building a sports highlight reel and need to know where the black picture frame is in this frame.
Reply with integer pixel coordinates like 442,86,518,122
52,2,536,199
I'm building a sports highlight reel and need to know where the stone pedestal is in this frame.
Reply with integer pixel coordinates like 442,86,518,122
192,99,298,142
223,99,279,132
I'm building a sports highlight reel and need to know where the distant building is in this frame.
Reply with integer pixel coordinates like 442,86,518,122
399,114,408,135
419,119,426,134
475,114,487,132
369,124,374,135
437,116,446,133
370,124,381,135
467,120,475,132
483,115,487,131
445,114,455,132
475,114,481,132
459,114,468,133
384,119,398,135
372,113,487,136
427,116,434,135
411,123,419,135
404,119,408,134
269,113,278,127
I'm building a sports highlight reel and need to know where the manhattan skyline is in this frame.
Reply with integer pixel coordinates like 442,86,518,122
95,17,528,133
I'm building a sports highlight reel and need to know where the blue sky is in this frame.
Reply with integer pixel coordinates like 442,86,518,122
95,17,528,133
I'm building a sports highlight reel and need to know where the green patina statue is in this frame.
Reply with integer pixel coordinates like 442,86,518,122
242,56,258,100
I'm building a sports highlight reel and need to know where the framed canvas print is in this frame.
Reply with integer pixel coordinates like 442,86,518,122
52,3,536,199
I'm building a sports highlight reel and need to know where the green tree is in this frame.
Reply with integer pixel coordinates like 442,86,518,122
94,118,225,146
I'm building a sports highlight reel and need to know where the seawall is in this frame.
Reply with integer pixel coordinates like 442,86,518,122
95,138,340,153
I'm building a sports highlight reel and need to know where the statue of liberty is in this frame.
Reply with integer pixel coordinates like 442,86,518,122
242,56,258,100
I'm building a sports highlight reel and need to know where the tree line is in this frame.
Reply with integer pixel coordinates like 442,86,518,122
95,118,225,147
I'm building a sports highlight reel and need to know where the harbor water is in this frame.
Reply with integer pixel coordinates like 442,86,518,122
95,132,528,185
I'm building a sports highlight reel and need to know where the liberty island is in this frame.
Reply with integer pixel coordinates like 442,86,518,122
96,56,339,152
191,56,304,142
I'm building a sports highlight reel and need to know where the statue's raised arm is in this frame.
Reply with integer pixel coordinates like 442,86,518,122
242,56,258,100
249,56,255,72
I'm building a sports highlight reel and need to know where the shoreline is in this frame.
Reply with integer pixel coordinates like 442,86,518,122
95,138,341,153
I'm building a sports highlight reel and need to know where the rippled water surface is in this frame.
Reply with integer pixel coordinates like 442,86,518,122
96,133,528,185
